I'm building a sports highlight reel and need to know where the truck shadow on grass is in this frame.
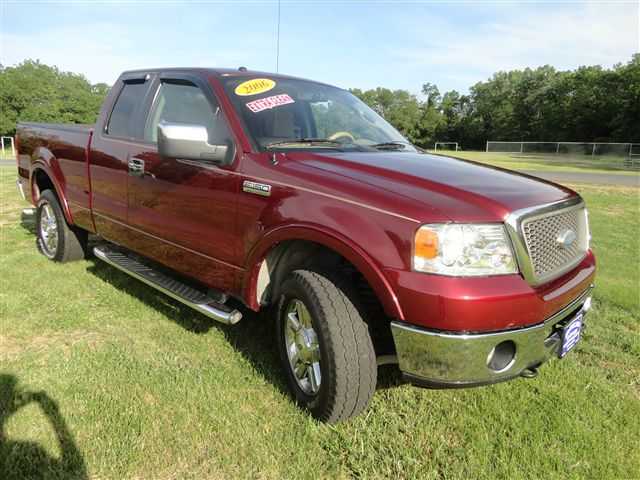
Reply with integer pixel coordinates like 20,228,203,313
16,211,300,397
86,260,404,398
0,374,87,480
86,260,291,396
21,211,406,393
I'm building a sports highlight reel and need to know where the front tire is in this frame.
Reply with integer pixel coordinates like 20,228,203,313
276,270,377,423
36,190,87,262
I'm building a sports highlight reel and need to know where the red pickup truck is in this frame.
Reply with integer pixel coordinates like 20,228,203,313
16,68,595,423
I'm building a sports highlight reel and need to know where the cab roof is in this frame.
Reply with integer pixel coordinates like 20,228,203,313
120,67,318,84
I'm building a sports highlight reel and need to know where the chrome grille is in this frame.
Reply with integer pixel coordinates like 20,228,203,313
522,207,588,283
505,198,589,285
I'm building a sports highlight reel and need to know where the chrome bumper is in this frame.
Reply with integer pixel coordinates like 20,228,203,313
390,285,594,388
16,179,27,201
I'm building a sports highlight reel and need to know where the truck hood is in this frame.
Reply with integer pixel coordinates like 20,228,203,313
288,151,577,222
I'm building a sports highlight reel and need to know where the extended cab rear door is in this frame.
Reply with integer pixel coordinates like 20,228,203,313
125,72,241,293
89,74,154,243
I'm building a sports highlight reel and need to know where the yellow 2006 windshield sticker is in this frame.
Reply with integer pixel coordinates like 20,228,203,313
235,78,276,96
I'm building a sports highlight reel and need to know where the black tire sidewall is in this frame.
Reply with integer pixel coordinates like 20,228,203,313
276,275,334,417
36,191,65,261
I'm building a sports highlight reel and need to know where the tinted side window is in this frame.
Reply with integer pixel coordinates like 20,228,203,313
106,81,147,138
144,81,230,143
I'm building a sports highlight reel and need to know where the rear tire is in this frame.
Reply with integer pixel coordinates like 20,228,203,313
36,190,87,262
276,269,377,423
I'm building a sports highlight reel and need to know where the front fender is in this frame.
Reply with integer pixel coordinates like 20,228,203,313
242,224,405,320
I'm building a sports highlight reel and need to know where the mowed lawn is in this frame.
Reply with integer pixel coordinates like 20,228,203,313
1,165,638,479
429,149,640,175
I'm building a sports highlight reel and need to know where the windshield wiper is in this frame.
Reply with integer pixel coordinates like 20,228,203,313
370,141,408,151
370,141,427,152
265,138,343,149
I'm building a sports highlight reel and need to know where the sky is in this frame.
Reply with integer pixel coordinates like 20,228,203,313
1,0,639,96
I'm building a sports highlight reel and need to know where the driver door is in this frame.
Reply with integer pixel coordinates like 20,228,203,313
126,75,240,293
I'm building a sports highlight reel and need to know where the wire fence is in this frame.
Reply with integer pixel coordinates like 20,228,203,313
486,141,640,170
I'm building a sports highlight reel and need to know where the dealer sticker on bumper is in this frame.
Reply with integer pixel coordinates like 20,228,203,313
560,314,583,358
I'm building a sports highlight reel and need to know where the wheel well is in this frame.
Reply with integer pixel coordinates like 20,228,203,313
257,239,396,356
33,169,55,201
32,169,73,225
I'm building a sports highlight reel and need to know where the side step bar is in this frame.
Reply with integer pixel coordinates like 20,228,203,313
93,245,242,325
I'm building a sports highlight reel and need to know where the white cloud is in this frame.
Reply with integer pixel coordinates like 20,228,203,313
3,22,140,83
0,2,278,84
391,2,639,90
1,1,637,94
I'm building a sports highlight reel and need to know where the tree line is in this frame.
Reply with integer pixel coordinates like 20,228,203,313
0,60,110,137
350,54,639,149
1,56,638,149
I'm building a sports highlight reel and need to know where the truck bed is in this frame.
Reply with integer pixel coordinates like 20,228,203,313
16,121,95,231
18,122,94,132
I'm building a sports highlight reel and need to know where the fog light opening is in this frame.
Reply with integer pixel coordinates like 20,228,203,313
487,340,516,373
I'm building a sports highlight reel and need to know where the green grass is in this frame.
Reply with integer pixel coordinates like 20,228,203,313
429,150,640,175
1,166,639,479
0,147,16,160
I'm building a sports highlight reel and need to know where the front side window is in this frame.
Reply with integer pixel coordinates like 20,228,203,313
221,76,416,153
144,81,230,144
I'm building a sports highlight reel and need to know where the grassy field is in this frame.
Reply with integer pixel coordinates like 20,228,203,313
429,150,640,175
0,147,16,160
1,165,639,479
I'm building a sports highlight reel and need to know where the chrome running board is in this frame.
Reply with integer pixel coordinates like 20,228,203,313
93,245,242,325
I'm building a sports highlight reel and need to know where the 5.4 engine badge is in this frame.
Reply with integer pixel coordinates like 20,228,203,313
243,180,272,196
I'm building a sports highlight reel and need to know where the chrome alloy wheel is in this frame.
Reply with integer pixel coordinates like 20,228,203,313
39,202,58,257
285,299,322,395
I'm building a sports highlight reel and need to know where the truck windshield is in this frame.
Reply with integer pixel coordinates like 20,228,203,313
221,76,417,153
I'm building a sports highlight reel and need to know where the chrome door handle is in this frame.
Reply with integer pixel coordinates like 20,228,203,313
128,158,145,177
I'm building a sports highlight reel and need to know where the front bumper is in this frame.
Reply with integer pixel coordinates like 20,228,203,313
390,285,593,388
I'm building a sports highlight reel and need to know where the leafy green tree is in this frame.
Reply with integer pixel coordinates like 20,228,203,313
462,58,639,148
350,87,422,143
353,58,640,149
0,59,110,136
350,56,638,150
4,57,635,150
421,83,441,108
417,83,443,148
609,54,640,142
435,90,474,146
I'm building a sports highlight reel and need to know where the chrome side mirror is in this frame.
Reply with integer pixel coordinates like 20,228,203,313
157,121,234,165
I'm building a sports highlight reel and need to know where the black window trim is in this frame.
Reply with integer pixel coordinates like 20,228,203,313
103,73,155,141
102,71,240,169
143,75,218,144
134,71,233,149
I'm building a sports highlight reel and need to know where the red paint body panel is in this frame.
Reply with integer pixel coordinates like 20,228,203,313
125,140,241,293
87,135,130,243
290,151,577,222
16,123,94,231
241,223,405,319
15,68,596,335
385,251,595,331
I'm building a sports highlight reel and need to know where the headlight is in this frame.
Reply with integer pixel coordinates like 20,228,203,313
414,223,517,276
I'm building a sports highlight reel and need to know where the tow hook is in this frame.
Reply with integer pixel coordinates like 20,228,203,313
520,367,539,379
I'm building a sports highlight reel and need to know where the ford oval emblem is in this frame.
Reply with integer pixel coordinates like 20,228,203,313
557,229,577,249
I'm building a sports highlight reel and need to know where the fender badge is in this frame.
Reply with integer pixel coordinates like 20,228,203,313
243,180,271,197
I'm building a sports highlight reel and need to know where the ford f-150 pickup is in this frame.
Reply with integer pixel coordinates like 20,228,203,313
16,68,596,423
